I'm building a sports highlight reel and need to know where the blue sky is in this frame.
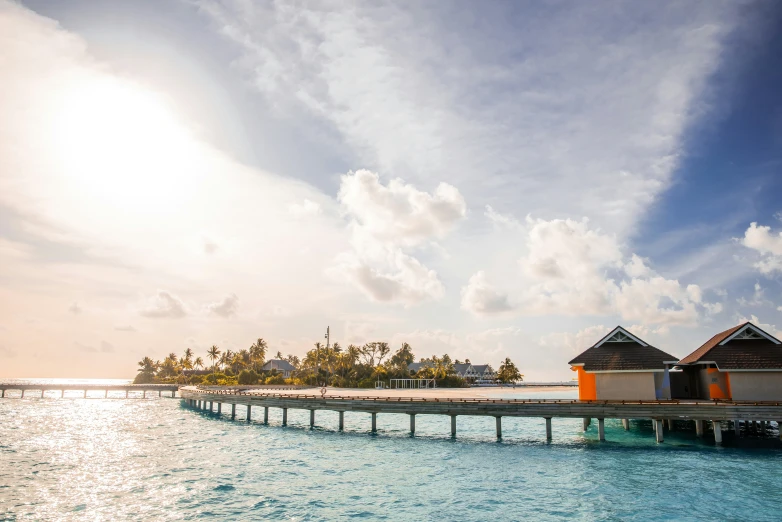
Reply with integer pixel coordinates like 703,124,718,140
1,0,781,379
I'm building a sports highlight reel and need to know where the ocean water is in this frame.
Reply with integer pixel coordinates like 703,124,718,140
1,383,782,521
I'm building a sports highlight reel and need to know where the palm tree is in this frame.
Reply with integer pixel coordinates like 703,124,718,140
194,357,204,371
250,338,268,372
207,345,221,376
137,356,156,374
184,348,194,365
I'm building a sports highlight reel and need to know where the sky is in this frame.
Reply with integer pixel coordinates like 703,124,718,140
1,0,781,380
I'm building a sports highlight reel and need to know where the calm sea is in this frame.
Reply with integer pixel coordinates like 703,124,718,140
1,380,781,521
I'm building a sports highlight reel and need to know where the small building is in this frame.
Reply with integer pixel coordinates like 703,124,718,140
470,364,497,384
676,322,782,401
568,326,679,401
261,359,296,379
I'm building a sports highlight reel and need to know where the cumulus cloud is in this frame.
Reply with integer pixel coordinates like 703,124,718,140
334,170,465,305
464,216,719,325
736,282,769,308
207,293,239,317
288,198,322,217
741,222,782,274
139,291,187,319
460,271,515,316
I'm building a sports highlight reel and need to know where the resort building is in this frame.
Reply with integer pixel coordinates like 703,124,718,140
676,322,782,401
569,326,679,401
261,359,296,379
408,362,497,383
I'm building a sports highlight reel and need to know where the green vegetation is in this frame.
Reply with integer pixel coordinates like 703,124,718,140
133,337,523,388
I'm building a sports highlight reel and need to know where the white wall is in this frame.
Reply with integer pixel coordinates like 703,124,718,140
595,372,656,400
729,372,782,401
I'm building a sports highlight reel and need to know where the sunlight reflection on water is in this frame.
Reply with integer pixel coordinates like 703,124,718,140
1,390,782,521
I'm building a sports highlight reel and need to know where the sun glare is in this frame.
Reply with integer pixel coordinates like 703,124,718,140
47,76,199,220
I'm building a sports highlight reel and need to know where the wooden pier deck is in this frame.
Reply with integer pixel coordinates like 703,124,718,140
181,386,782,444
0,383,179,398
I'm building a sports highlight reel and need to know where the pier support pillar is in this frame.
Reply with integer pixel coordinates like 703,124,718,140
1,390,4,398
496,416,502,439
339,411,344,431
622,419,630,430
778,421,782,440
667,419,673,431
582,417,590,431
713,421,723,444
264,407,269,424
734,420,741,437
105,390,108,398
246,405,252,422
695,420,704,437
231,404,236,420
172,391,176,398
310,409,315,428
371,413,377,433
84,390,88,399
125,390,128,398
209,401,213,412
654,420,664,443
760,421,766,433
409,414,415,435
217,403,222,414
451,415,457,437
282,408,287,426
598,418,605,441
159,390,162,397
21,390,25,398
545,417,552,440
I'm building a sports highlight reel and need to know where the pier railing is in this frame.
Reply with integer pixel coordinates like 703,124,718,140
180,386,782,445
0,383,179,398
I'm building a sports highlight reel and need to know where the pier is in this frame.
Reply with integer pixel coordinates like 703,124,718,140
181,386,782,444
0,383,179,398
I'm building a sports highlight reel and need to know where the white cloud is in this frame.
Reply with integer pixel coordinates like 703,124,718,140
736,282,769,308
197,2,736,235
334,170,465,305
139,291,187,319
207,293,239,318
68,302,82,315
460,271,514,316
288,198,322,217
741,222,782,274
464,216,718,326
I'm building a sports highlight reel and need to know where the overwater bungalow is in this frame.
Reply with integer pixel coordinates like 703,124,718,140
675,322,782,401
569,326,679,401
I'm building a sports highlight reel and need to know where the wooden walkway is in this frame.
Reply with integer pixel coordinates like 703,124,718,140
180,386,782,444
0,383,179,398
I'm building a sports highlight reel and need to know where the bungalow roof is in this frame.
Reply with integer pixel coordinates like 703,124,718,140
568,326,678,372
677,322,782,370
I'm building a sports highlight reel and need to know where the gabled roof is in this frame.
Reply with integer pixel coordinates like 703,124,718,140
568,326,678,372
678,322,782,369
453,363,472,375
262,359,296,372
471,364,494,374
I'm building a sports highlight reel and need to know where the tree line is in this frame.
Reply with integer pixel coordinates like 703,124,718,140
134,338,523,388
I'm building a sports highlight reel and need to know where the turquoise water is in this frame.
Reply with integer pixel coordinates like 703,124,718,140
1,385,782,520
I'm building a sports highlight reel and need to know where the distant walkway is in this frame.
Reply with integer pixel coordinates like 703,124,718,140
0,383,178,398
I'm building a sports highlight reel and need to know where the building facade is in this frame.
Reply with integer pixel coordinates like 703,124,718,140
569,326,679,401
676,322,782,401
261,359,296,379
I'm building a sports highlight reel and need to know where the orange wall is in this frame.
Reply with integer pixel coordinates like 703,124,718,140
576,367,596,400
706,368,731,400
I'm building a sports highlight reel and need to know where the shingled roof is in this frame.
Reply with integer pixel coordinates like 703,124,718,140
677,322,782,369
568,326,678,372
